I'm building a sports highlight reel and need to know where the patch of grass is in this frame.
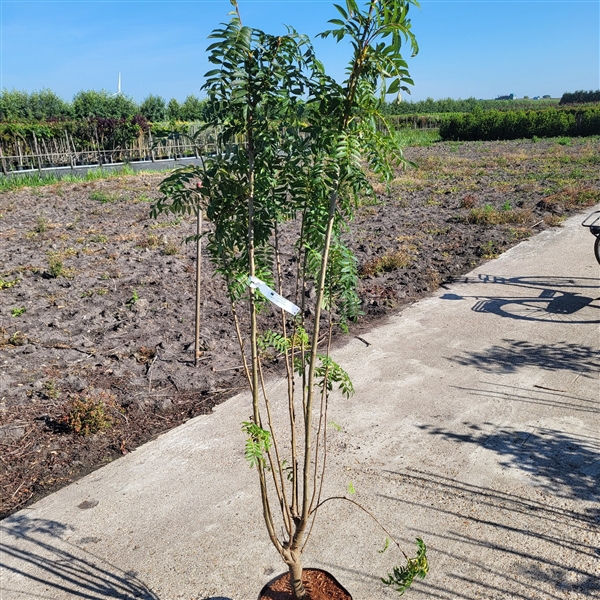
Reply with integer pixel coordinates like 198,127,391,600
448,141,464,152
467,205,532,225
136,234,160,249
149,217,183,229
0,277,19,290
35,215,48,233
556,137,572,147
90,190,119,204
479,240,500,259
0,165,141,193
11,307,26,317
540,187,600,212
425,226,451,236
508,227,532,240
88,234,108,243
81,287,109,298
360,249,413,277
395,128,441,147
162,241,179,255
46,251,74,278
544,214,566,227
43,380,60,400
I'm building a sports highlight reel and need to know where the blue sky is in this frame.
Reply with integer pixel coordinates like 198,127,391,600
1,0,598,102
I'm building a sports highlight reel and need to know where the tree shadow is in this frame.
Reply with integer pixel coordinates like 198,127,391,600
0,515,159,599
416,424,600,501
448,338,600,377
441,275,600,323
381,469,600,598
449,381,600,416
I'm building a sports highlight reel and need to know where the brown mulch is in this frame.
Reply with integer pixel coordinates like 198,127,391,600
259,569,353,600
1,137,598,519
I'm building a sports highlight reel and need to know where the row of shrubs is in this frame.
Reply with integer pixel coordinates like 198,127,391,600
0,89,208,122
439,107,600,141
559,90,600,105
382,96,560,115
0,117,201,154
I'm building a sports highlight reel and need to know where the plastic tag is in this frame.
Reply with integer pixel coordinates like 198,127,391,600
248,276,300,316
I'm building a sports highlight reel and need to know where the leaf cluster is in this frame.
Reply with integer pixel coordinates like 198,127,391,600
382,537,429,595
242,421,272,468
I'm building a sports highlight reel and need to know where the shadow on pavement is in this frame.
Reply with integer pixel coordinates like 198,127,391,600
450,382,600,416
381,469,600,599
441,275,600,323
416,424,600,501
448,339,600,377
0,515,159,599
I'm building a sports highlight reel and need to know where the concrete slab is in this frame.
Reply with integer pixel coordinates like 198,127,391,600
1,208,599,600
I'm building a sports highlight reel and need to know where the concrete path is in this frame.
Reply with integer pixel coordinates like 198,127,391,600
2,208,599,600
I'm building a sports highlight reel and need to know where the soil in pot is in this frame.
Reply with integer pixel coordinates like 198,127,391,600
259,568,352,600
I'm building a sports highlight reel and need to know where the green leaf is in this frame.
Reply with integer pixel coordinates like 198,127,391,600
382,538,428,595
241,421,272,469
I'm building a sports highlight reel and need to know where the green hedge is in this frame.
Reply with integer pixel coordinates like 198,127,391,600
439,107,600,141
559,90,600,105
383,97,559,116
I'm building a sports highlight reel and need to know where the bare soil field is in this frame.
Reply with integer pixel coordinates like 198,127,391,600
1,137,599,519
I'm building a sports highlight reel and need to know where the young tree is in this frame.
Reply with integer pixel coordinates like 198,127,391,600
0,89,31,121
28,89,72,120
72,90,138,119
154,1,427,597
167,98,182,121
140,94,167,122
180,94,207,121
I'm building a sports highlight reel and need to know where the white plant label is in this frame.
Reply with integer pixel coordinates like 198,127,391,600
248,276,300,316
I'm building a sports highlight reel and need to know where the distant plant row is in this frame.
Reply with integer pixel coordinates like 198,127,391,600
559,90,600,105
0,89,207,122
4,88,599,124
0,117,193,148
439,106,600,141
382,91,600,116
382,96,560,115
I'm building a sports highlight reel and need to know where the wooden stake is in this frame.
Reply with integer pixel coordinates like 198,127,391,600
194,186,203,366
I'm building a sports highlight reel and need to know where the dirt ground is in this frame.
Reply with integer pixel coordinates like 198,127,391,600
1,136,599,519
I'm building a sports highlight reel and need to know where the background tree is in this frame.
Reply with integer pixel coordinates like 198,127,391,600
28,89,72,120
139,94,167,122
180,94,207,121
72,90,138,119
0,89,32,121
167,98,182,121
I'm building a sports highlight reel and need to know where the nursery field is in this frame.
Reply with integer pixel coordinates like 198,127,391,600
1,136,599,519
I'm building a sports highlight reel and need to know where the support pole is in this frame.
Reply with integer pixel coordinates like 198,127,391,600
194,184,203,366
